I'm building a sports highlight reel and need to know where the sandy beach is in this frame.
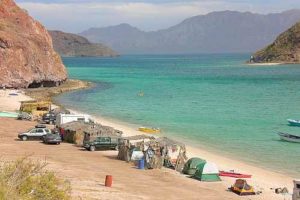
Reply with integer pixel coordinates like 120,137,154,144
246,62,283,66
0,87,295,200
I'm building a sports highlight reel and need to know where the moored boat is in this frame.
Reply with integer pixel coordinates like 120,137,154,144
287,119,300,126
278,132,300,143
138,127,160,134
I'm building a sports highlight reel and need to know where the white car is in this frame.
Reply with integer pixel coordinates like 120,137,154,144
18,125,51,141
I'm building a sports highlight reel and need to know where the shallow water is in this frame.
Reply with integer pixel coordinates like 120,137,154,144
56,54,300,177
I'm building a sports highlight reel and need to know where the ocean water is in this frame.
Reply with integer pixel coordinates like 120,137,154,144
56,54,300,177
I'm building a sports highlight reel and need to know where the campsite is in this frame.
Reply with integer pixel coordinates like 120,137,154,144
0,94,295,200
9,105,292,200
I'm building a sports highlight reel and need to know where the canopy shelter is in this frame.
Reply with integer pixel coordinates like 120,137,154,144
60,121,122,145
19,100,51,117
193,162,221,182
117,135,155,162
143,137,187,171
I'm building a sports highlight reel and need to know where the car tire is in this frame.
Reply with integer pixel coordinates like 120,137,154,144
22,136,28,141
89,146,95,151
57,142,60,145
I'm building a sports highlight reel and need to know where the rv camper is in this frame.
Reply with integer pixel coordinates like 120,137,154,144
56,114,91,126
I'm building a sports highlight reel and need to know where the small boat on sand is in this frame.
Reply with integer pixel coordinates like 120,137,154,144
287,119,300,127
219,171,252,178
138,127,160,134
278,132,300,143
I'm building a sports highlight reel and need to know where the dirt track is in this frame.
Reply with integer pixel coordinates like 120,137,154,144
0,118,240,200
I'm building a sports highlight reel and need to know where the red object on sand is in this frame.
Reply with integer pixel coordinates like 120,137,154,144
105,175,113,187
219,171,252,178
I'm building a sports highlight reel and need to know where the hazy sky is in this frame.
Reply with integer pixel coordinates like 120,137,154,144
16,0,300,33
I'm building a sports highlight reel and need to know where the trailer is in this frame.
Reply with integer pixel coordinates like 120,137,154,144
56,114,91,126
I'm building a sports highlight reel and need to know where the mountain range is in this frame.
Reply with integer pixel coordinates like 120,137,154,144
80,10,300,54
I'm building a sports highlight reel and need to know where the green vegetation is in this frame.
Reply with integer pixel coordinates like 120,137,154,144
0,157,71,200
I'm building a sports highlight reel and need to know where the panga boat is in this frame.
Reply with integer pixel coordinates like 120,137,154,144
219,171,252,178
138,127,160,134
287,119,300,127
278,132,300,143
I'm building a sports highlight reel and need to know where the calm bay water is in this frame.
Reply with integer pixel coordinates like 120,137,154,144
56,54,300,176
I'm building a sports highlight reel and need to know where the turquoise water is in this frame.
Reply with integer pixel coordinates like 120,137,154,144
56,54,300,177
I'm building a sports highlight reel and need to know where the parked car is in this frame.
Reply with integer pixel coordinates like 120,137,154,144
42,132,62,144
18,125,51,141
83,136,119,151
42,113,56,124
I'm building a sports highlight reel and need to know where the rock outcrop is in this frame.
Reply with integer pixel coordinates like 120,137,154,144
49,30,118,57
251,22,300,63
0,0,67,88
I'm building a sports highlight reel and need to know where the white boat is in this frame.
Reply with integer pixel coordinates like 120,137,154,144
287,119,300,127
278,132,300,143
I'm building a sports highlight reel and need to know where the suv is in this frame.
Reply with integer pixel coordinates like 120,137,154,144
18,125,51,141
42,113,56,124
83,136,119,151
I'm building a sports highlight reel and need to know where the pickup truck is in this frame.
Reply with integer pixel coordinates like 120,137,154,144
83,136,119,151
18,125,51,141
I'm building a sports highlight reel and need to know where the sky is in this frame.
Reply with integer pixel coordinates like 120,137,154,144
15,0,300,33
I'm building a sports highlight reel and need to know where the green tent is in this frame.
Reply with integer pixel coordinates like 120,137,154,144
193,162,221,182
183,157,206,175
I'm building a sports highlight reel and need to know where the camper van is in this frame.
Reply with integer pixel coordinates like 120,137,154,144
56,114,91,126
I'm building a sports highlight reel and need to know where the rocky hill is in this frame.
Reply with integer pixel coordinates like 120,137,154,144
80,10,300,54
0,0,67,88
251,22,300,63
49,31,118,57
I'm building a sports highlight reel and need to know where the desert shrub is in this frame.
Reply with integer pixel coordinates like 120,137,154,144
0,157,71,200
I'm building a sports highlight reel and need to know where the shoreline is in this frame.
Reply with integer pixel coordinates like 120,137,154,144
64,106,294,199
1,80,295,199
24,79,93,102
247,62,282,66
246,62,300,66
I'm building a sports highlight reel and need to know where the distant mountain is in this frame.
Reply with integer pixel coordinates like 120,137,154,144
80,10,300,54
49,30,118,57
251,21,300,63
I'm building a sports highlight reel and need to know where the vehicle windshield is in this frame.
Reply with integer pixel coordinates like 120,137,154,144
29,129,36,133
45,129,50,133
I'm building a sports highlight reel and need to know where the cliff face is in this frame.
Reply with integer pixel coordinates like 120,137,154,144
49,30,118,57
0,0,67,88
252,22,300,63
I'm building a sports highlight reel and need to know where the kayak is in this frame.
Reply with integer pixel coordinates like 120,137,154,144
219,171,252,178
138,127,160,134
